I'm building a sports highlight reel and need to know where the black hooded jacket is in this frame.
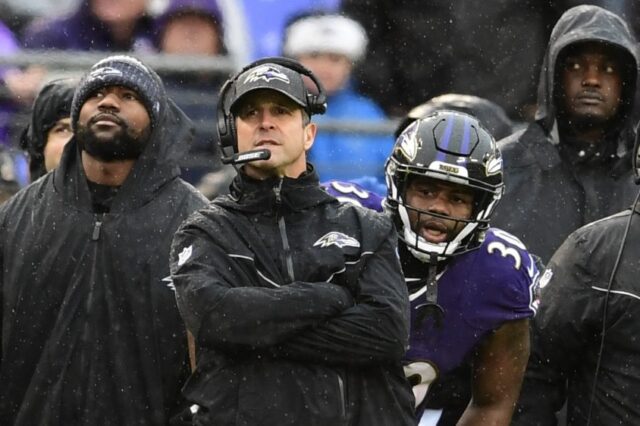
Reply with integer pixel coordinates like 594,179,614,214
170,167,416,425
513,204,640,425
0,98,208,425
492,5,640,264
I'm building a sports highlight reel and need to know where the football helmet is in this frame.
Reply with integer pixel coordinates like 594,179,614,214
385,110,504,261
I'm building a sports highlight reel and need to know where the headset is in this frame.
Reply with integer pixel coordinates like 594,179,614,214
216,56,327,165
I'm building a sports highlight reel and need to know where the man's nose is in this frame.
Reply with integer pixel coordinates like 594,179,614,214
258,110,276,128
428,194,451,215
97,92,121,110
582,65,602,87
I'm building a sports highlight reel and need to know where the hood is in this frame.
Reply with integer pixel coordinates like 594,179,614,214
535,5,639,135
20,78,76,181
54,96,194,212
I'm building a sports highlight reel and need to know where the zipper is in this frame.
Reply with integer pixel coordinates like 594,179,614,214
91,214,103,241
337,373,347,417
274,179,295,282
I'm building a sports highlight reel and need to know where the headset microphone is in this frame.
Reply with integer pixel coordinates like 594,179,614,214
220,149,271,165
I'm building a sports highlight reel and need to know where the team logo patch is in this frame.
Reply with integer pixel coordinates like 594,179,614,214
313,232,360,249
88,66,123,81
244,65,290,85
178,245,193,266
538,268,553,289
161,275,175,292
397,121,422,162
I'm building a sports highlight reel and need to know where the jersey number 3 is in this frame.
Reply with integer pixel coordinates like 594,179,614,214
487,229,526,270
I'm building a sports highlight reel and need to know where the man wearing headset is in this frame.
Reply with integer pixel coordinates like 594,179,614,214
169,57,416,425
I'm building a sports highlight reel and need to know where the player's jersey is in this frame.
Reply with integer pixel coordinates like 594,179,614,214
321,179,385,212
402,227,539,405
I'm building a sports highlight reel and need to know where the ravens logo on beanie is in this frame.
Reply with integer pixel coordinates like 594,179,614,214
70,55,166,131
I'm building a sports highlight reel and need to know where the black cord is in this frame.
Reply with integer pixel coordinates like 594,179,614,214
585,187,640,426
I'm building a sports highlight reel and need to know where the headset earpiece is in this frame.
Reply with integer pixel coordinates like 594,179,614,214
216,77,237,158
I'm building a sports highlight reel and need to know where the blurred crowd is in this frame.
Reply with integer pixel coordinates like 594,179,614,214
0,0,639,197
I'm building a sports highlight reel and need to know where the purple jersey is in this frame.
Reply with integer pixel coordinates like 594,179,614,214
321,180,385,212
402,227,538,402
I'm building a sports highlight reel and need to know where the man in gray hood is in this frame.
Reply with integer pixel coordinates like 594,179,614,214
492,5,639,264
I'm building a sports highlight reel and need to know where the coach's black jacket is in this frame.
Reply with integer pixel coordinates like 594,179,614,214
170,167,415,426
0,100,207,425
513,205,640,425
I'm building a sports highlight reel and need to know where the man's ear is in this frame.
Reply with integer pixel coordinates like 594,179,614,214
303,122,317,151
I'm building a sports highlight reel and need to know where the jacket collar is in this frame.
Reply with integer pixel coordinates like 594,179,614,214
221,163,335,214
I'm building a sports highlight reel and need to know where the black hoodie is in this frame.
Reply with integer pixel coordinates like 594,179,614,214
20,78,76,181
0,94,207,425
492,5,640,263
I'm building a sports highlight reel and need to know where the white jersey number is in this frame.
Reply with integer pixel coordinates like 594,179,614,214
487,229,527,270
403,361,438,408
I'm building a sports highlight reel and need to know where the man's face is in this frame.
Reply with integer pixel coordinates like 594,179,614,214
297,53,352,95
559,42,623,127
404,176,474,244
44,117,72,171
76,85,151,162
234,89,316,179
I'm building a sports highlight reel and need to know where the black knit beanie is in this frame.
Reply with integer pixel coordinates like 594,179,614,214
70,55,166,131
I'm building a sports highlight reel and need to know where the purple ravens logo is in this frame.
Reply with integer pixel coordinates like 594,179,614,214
243,65,291,85
313,232,360,249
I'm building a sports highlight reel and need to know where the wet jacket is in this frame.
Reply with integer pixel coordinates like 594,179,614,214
492,5,640,263
170,167,416,425
513,204,640,425
0,99,208,425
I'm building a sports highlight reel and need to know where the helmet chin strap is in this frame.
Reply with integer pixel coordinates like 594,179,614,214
398,203,478,261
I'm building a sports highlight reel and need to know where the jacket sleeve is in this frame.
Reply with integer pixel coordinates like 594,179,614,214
170,219,354,350
513,232,604,425
269,225,410,364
